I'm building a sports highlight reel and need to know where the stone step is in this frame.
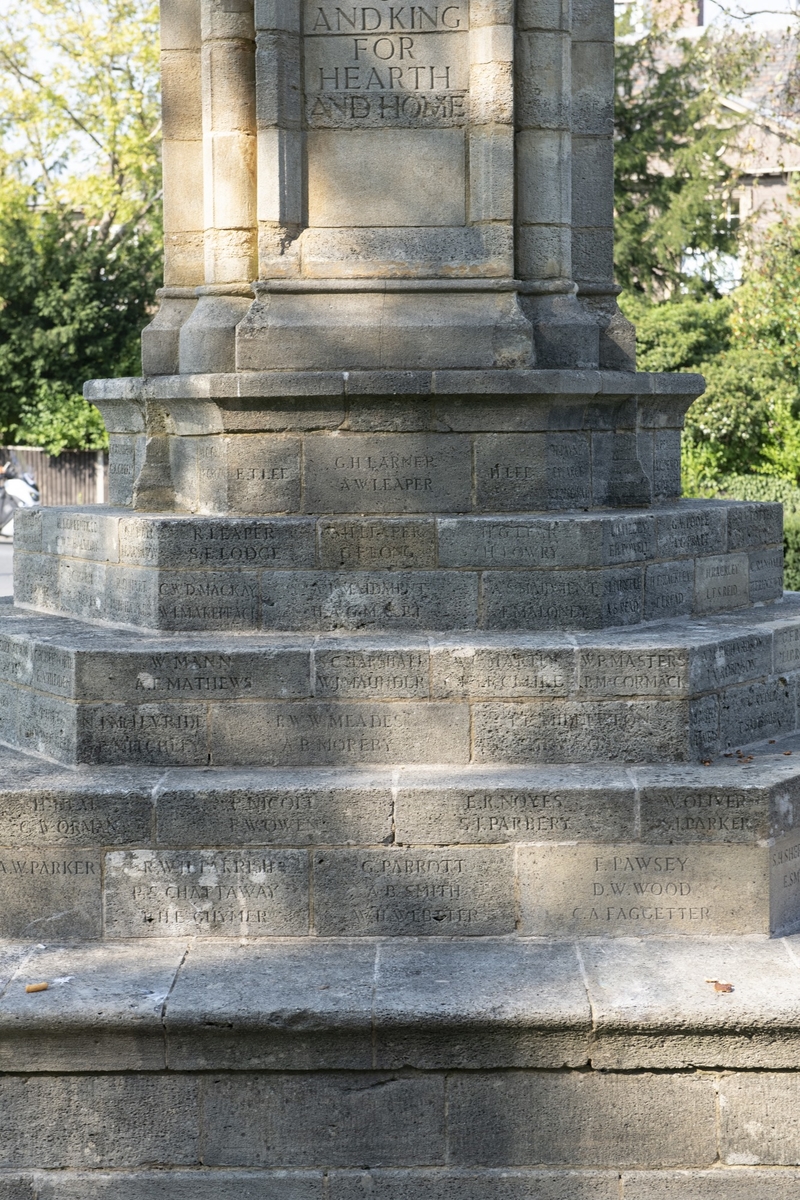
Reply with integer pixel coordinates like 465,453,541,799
2,737,800,939
88,369,702,513
3,600,800,767
0,935,800,1192
13,500,782,632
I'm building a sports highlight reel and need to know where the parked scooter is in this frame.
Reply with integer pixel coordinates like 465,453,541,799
0,450,40,539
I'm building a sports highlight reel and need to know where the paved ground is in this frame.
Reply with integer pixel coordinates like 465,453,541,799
0,542,13,597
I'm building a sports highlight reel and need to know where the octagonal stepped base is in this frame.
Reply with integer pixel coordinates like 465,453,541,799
3,597,800,769
13,499,782,633
0,936,800,1196
3,733,800,940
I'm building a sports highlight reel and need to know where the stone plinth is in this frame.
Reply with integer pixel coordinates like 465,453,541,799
2,0,798,1190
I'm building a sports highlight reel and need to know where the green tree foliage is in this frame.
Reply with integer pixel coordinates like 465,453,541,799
0,0,161,453
614,16,761,298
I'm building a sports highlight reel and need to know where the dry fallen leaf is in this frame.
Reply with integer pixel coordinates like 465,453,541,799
25,982,48,994
702,760,712,766
705,978,734,993
785,751,793,756
769,740,777,744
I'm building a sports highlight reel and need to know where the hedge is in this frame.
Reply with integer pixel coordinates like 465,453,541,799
711,474,800,591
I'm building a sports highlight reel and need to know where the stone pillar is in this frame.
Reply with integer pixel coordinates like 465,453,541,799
178,0,257,373
514,0,599,366
140,0,204,375
255,0,304,277
571,0,636,368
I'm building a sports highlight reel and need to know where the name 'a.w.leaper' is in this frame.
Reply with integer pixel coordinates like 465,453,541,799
1,0,799,1191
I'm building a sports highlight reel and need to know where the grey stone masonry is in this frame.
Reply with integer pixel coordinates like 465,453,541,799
13,498,781,631
2,598,800,768
3,721,800,937
86,370,701,512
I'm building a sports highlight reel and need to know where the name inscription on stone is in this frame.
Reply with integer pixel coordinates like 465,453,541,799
518,843,767,935
312,847,514,934
104,849,309,936
304,0,469,127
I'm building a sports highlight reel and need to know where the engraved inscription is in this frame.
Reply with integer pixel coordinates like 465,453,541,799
431,646,573,697
313,847,514,934
314,649,429,697
105,849,309,936
641,788,767,841
394,783,633,842
519,844,765,935
578,649,689,697
304,0,469,127
319,519,436,568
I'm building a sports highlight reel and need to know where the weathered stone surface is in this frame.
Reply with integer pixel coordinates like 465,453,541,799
0,1077,199,1167
33,1173,324,1200
104,849,310,937
209,701,470,766
156,769,391,845
447,1072,717,1166
517,843,769,936
312,847,516,935
261,571,478,631
202,1073,446,1166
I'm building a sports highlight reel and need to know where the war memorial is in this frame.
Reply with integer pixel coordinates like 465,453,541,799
1,0,800,1192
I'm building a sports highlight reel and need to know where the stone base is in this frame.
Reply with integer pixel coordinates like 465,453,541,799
83,369,703,513
1,935,800,1195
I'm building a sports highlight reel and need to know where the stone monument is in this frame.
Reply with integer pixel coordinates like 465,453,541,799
1,0,800,1192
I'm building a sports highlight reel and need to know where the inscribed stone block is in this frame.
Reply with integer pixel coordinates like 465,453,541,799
719,678,796,749
474,433,591,510
210,701,470,766
41,510,119,563
482,569,641,631
689,633,772,694
694,554,749,614
770,834,800,935
156,570,261,631
639,783,770,843
104,849,309,937
430,644,574,697
656,507,726,559
726,501,782,551
436,517,597,569
314,648,430,698
303,434,471,513
75,646,310,704
394,778,634,842
643,561,694,621
156,775,391,845
472,699,689,763
749,546,784,604
0,784,152,846
225,435,302,512
312,847,515,935
261,571,478,631
0,849,102,939
577,647,689,698
517,843,769,936
318,519,437,569
775,624,800,673
75,704,208,766
202,1073,446,1166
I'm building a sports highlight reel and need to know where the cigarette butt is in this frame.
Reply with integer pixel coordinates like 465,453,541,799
25,982,48,993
